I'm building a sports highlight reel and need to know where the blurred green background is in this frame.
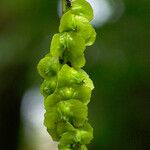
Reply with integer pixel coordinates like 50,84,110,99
0,0,149,150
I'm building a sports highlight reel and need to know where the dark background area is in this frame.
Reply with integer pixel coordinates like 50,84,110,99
0,0,149,150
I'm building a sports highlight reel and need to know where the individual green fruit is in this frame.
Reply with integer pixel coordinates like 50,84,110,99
44,107,58,133
57,99,88,126
56,85,92,104
58,123,92,150
50,34,64,57
44,93,60,110
56,121,75,137
50,32,86,57
57,64,85,87
40,77,57,97
77,122,93,144
71,0,94,21
37,55,61,78
59,11,96,46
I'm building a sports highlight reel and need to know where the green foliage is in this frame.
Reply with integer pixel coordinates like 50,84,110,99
37,0,96,149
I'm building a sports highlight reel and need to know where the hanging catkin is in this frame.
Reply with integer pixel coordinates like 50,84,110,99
37,0,96,149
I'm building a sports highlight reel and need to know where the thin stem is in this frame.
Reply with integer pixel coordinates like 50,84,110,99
62,0,67,15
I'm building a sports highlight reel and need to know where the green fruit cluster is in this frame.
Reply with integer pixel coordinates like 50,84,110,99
37,0,96,149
